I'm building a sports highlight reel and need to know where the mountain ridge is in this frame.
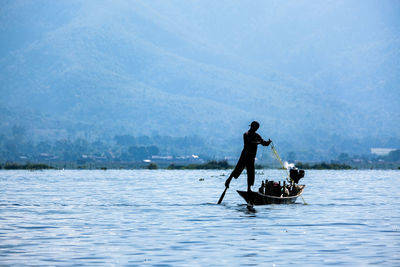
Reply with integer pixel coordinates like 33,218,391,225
1,0,399,159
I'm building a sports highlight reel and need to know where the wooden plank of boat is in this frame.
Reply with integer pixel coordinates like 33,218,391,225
237,185,305,205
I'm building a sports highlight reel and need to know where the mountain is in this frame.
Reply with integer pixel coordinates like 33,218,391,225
0,0,399,159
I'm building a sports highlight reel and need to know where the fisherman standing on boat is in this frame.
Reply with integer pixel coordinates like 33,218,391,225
225,121,271,192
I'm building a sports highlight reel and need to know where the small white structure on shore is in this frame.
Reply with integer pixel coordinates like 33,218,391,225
371,148,396,156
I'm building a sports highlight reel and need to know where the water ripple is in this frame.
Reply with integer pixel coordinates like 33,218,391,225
0,169,399,266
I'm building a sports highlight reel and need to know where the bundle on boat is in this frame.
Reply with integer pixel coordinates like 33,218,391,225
237,167,306,205
258,180,303,197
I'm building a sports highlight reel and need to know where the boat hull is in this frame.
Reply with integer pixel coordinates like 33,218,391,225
237,185,305,205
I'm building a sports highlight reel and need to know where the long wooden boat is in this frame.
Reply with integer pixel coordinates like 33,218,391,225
237,185,305,205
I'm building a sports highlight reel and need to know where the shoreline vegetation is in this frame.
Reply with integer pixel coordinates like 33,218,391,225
1,161,399,170
296,162,352,170
1,163,55,170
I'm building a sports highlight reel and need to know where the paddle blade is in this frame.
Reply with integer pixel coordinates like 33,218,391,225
217,187,228,204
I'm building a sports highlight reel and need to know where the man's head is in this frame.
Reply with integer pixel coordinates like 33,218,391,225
249,121,260,131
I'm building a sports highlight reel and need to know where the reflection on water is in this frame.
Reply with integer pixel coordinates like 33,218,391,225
0,169,399,265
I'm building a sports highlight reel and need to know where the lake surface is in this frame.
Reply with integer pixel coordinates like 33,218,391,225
1,169,399,266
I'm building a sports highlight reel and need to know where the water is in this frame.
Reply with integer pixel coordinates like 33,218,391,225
0,169,399,266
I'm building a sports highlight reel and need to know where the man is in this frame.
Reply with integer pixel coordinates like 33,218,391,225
225,121,271,192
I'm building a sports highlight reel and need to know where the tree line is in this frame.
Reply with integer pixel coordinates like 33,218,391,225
0,131,207,164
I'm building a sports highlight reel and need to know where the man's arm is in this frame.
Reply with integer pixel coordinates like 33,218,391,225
256,133,271,146
261,139,272,146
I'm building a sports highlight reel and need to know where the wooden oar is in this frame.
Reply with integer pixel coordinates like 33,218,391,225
217,187,228,204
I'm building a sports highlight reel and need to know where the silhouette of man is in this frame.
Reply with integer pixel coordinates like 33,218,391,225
225,121,271,192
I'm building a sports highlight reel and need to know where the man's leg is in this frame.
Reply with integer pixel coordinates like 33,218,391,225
246,158,255,192
225,156,246,188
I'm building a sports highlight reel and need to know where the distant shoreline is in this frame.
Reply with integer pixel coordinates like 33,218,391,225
1,161,399,170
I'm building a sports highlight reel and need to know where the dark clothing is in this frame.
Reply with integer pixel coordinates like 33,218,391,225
242,131,269,158
231,153,256,187
231,131,270,188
